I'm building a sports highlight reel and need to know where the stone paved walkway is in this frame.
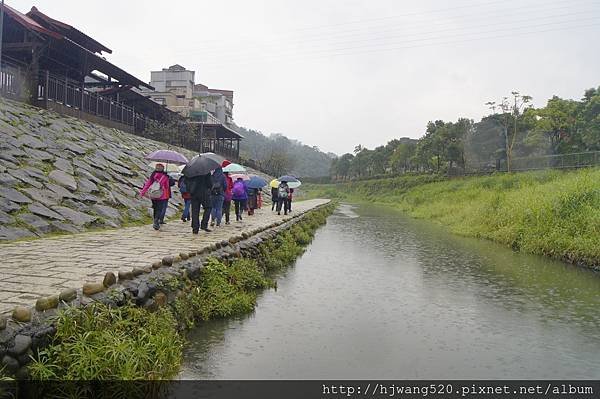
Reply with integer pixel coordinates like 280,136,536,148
0,199,329,315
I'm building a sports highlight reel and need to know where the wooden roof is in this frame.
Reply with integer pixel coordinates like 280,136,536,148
26,6,112,54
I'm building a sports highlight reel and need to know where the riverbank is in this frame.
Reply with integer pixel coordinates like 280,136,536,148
0,201,335,384
305,169,600,269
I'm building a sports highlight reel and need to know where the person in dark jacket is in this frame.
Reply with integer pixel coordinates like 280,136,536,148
271,186,278,211
178,175,191,222
276,181,290,216
210,167,227,227
186,173,212,234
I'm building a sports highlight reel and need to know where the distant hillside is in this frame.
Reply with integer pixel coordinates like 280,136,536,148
236,126,334,178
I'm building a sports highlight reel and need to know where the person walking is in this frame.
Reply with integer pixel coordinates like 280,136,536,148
271,186,278,211
139,163,171,230
276,181,290,216
157,174,175,225
210,167,227,227
222,170,234,225
247,187,258,216
257,188,263,209
285,188,294,213
232,177,248,222
186,172,213,234
178,175,191,222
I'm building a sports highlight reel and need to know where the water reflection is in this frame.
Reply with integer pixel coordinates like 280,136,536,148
181,203,600,379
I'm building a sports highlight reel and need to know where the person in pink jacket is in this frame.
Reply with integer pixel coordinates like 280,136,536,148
139,163,171,230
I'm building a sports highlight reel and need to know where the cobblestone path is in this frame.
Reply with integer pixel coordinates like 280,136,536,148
0,199,329,314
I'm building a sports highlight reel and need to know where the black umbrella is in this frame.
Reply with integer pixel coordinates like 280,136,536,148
201,152,226,164
181,155,221,177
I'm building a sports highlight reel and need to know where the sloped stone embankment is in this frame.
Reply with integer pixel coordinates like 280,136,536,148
0,98,267,241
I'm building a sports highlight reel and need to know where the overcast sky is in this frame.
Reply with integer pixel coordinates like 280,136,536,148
9,0,600,155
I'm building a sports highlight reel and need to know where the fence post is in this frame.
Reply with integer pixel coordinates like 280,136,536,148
44,71,49,105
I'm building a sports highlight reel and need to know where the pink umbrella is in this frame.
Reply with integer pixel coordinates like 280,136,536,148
230,173,250,181
145,150,188,165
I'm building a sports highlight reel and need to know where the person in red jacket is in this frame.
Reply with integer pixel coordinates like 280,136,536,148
139,163,171,230
221,160,234,225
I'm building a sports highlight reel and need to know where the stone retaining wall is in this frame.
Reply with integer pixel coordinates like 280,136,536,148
0,202,330,378
0,97,271,241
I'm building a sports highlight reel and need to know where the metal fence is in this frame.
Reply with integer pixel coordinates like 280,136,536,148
0,61,26,100
467,151,600,174
36,71,147,131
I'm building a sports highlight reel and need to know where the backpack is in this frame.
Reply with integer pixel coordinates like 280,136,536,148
278,185,289,199
232,181,245,197
211,179,224,196
179,179,188,194
148,181,164,199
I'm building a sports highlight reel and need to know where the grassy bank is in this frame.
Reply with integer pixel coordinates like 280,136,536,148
25,203,335,382
306,169,600,268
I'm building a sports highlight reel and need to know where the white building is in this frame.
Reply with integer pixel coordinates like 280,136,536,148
142,64,200,118
193,84,234,126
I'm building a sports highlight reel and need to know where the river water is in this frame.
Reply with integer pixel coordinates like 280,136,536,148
181,203,600,379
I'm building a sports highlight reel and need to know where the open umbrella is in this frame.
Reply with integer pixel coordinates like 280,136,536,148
201,152,226,164
181,154,221,177
230,173,250,181
145,150,188,165
247,175,267,189
278,175,299,182
270,178,301,189
222,163,246,173
147,162,181,173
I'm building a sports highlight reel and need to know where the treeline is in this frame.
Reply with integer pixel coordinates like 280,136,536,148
236,126,335,178
330,86,600,180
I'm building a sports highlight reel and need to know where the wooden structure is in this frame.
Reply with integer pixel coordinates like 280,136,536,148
0,4,243,161
0,4,162,132
189,121,243,161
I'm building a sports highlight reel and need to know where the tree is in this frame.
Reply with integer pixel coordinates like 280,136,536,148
487,92,532,172
389,142,416,172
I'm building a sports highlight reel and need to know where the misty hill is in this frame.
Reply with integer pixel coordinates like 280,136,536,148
236,126,334,178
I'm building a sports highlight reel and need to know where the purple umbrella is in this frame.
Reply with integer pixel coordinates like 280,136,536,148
145,150,188,165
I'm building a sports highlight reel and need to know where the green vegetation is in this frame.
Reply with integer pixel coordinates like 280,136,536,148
27,204,335,380
308,170,600,267
330,85,600,179
172,258,274,327
29,305,183,380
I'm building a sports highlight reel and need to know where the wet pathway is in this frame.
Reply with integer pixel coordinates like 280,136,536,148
0,199,329,314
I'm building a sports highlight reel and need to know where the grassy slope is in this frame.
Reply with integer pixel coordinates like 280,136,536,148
305,169,600,268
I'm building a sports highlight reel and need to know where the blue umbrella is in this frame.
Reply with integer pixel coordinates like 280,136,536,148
247,175,267,189
278,175,299,182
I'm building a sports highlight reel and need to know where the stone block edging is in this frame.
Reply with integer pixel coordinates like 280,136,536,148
0,200,331,377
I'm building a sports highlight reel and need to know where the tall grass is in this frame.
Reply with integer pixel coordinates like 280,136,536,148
307,170,600,267
28,304,183,380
